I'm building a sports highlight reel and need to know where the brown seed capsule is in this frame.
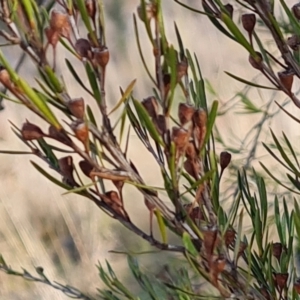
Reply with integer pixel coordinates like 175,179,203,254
45,26,60,48
21,122,44,140
237,241,247,259
48,126,72,145
85,0,96,20
193,109,207,149
184,159,200,179
79,160,93,177
142,96,158,119
58,156,76,186
75,38,92,59
0,67,12,87
260,287,271,300
71,120,88,143
294,278,300,294
278,70,294,93
224,228,235,248
202,226,219,256
172,127,189,152
105,191,122,207
292,3,300,20
137,3,156,22
155,114,167,135
176,61,188,82
274,273,288,291
241,14,256,34
220,151,231,170
93,47,110,68
249,52,263,70
272,242,283,261
178,103,195,125
287,35,300,51
224,4,233,18
144,197,156,211
68,98,85,119
189,206,204,222
50,9,70,33
185,142,197,160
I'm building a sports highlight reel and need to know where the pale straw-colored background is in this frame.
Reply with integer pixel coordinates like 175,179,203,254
0,0,299,299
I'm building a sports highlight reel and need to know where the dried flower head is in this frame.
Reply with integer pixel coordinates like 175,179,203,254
274,273,288,291
0,67,12,87
224,4,233,18
68,98,85,119
21,122,45,140
178,103,195,125
241,14,256,34
58,156,76,186
155,114,167,135
172,127,189,153
292,3,300,20
220,151,231,170
224,228,235,248
71,120,89,144
93,47,110,68
176,61,188,82
142,96,159,119
79,160,93,178
85,0,96,20
75,39,92,59
249,52,263,70
287,35,300,51
49,9,71,38
137,3,156,22
278,70,294,93
294,278,300,294
48,126,72,145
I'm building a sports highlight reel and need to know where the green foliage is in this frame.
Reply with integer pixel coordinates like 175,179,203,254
2,0,300,299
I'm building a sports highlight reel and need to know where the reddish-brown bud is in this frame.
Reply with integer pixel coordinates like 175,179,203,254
75,38,92,59
93,47,110,68
274,273,288,291
144,197,156,211
241,14,256,34
184,159,200,179
49,9,71,38
85,0,96,20
172,127,189,152
292,3,300,20
193,109,207,149
224,4,233,18
68,98,85,119
202,226,219,256
220,151,231,170
294,278,300,294
178,103,195,125
249,52,263,70
58,156,76,186
21,122,44,140
287,35,300,51
71,120,88,143
79,160,93,177
48,126,72,145
142,96,159,119
185,142,197,160
155,114,167,135
224,228,235,248
137,3,156,22
45,26,60,48
278,70,294,93
0,67,12,87
272,242,283,261
176,61,188,82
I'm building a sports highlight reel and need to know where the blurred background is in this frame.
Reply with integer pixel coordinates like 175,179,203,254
0,0,299,299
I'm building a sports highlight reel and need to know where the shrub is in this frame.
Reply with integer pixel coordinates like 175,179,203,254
1,0,300,299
